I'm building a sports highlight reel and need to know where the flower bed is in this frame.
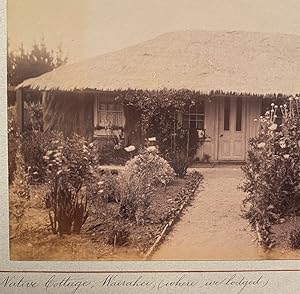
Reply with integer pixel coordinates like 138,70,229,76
10,170,203,260
241,97,300,249
87,170,203,258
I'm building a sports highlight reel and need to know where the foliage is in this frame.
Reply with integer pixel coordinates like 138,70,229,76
8,40,67,87
241,97,300,248
168,127,199,177
116,150,175,223
123,149,175,187
43,133,94,235
290,228,300,249
8,106,18,184
20,102,48,183
94,138,134,165
117,173,153,224
118,89,202,168
9,143,30,237
99,170,120,203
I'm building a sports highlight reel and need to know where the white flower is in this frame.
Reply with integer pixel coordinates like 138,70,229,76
99,190,104,193
146,146,158,152
148,137,156,142
97,181,104,186
114,143,122,150
124,145,136,152
253,118,258,122
279,140,286,149
268,123,277,131
274,105,278,109
271,103,275,107
46,150,53,156
88,142,94,147
289,97,293,101
283,154,290,159
257,142,266,148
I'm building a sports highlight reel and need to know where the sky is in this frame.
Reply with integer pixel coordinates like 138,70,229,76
8,0,300,62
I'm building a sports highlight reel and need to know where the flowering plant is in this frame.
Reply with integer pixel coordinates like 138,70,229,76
241,96,300,248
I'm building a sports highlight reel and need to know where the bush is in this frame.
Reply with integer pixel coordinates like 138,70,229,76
99,171,120,203
123,149,175,187
116,149,175,223
241,98,300,248
9,144,30,237
290,228,300,249
94,138,134,165
20,102,46,183
8,106,18,184
44,133,94,235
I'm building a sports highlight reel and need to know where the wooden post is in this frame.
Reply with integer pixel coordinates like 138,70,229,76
16,89,24,133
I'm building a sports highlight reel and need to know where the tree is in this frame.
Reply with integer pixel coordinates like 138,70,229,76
7,39,67,86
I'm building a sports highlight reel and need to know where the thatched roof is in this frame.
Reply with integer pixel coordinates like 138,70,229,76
17,30,300,96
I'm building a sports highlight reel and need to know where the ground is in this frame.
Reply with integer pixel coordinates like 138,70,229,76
10,173,201,260
10,166,300,260
152,166,300,260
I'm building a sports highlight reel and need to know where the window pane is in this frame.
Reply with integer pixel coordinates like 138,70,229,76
183,100,205,130
236,99,242,131
98,103,106,111
224,97,230,131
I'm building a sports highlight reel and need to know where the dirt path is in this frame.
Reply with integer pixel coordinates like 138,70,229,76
152,166,268,260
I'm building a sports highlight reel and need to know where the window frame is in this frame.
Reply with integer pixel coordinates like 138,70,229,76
182,101,205,130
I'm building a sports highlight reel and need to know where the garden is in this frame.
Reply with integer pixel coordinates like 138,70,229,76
8,91,204,260
241,95,300,252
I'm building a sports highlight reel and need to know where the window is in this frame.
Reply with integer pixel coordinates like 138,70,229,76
96,98,125,128
236,98,242,131
224,97,230,131
183,101,205,129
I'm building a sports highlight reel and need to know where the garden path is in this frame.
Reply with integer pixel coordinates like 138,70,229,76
152,166,267,260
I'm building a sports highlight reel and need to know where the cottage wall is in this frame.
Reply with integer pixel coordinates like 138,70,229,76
43,92,94,141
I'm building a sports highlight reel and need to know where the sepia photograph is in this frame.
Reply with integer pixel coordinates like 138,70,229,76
6,0,300,262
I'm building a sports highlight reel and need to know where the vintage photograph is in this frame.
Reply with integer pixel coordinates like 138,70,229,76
7,0,300,261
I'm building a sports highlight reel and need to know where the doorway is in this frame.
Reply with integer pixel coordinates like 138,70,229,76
218,97,246,161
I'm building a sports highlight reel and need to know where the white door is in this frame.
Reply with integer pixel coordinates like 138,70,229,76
218,97,246,161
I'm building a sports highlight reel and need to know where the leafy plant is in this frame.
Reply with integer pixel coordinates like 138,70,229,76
241,97,300,248
116,149,175,223
44,133,94,235
118,89,202,169
9,143,30,237
8,106,19,184
122,149,175,187
290,228,300,249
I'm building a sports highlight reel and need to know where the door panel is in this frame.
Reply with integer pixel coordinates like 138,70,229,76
218,97,246,160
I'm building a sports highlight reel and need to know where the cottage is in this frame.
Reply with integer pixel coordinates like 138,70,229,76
16,30,300,161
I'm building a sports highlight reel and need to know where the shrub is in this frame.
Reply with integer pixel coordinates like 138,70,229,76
99,171,120,203
9,144,30,237
116,150,175,223
241,98,300,248
123,149,175,187
118,90,202,171
44,133,94,235
170,152,189,178
290,228,300,249
117,171,153,224
20,102,46,183
8,106,18,184
94,138,134,165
